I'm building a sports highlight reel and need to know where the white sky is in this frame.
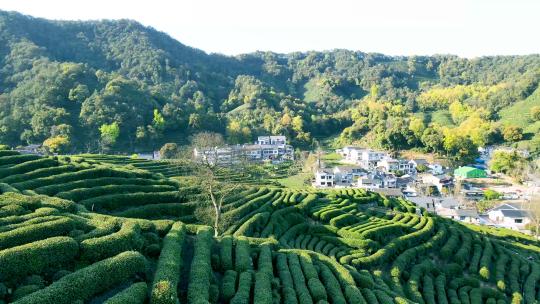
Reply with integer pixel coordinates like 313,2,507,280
0,0,539,57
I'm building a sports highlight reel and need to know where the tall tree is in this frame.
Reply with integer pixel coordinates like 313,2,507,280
99,122,120,152
190,132,239,236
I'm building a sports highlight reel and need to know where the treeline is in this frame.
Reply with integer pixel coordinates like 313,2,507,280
0,10,539,159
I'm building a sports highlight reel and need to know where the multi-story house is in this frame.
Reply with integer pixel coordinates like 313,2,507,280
315,170,334,187
332,165,364,184
337,147,388,168
377,157,414,174
257,135,287,145
194,135,294,165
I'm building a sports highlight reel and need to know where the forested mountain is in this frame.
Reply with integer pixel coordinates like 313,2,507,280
1,10,539,158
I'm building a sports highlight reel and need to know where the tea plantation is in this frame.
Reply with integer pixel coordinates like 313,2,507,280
0,150,539,303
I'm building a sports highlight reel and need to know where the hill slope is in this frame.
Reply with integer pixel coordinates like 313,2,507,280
0,10,539,154
0,150,539,303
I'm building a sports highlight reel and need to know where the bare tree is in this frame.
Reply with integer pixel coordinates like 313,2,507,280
189,132,240,236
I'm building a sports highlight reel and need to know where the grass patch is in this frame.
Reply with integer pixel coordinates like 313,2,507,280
429,110,455,127
276,172,311,189
498,85,540,131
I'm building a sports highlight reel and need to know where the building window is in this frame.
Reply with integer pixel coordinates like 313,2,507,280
515,219,523,223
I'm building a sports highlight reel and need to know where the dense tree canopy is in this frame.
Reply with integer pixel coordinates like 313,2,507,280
0,10,539,159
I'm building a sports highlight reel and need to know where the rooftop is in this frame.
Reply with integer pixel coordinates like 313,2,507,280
500,209,530,218
371,188,403,197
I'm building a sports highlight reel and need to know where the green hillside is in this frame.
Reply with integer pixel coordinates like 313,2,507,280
0,10,539,157
0,150,539,303
499,84,540,133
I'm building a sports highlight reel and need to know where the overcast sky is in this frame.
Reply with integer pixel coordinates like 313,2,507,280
1,0,539,57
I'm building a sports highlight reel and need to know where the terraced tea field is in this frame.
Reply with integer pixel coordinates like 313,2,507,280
0,150,539,303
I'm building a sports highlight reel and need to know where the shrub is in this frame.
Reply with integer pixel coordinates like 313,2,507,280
288,254,313,304
104,282,147,304
221,270,237,302
308,278,327,302
235,238,251,272
220,236,234,271
276,253,296,303
257,244,273,276
319,264,346,304
150,222,185,304
56,184,176,202
0,283,6,299
478,238,493,281
494,253,508,291
440,228,459,259
0,182,20,194
453,232,472,266
299,254,318,280
254,272,272,304
523,264,540,304
0,154,40,166
0,158,58,180
344,286,366,304
12,285,42,301
434,274,448,304
468,244,483,274
187,227,213,303
2,165,76,186
14,167,153,190
13,251,147,304
35,176,176,196
80,222,143,262
230,271,252,304
0,217,75,250
360,289,378,303
80,191,185,211
423,275,436,304
329,214,357,228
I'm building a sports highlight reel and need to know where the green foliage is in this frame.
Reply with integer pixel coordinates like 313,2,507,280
0,152,539,304
159,143,179,159
80,222,143,262
13,251,147,304
489,151,528,177
0,236,78,280
151,222,185,304
100,122,121,149
502,125,523,142
484,189,502,200
104,282,148,304
187,227,213,303
0,11,538,151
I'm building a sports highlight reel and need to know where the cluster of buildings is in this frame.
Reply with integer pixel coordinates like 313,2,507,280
315,147,446,190
193,135,294,165
314,145,538,234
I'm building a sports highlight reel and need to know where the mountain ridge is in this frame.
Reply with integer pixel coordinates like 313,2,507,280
0,9,539,158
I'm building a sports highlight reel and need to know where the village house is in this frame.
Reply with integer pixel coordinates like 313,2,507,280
487,203,531,230
332,165,364,184
454,166,487,179
338,147,388,169
409,159,429,170
357,177,383,189
436,207,480,224
314,169,335,187
377,157,415,174
421,174,453,192
358,150,388,169
338,146,363,162
16,144,43,155
428,163,444,175
194,135,294,165
357,172,397,189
